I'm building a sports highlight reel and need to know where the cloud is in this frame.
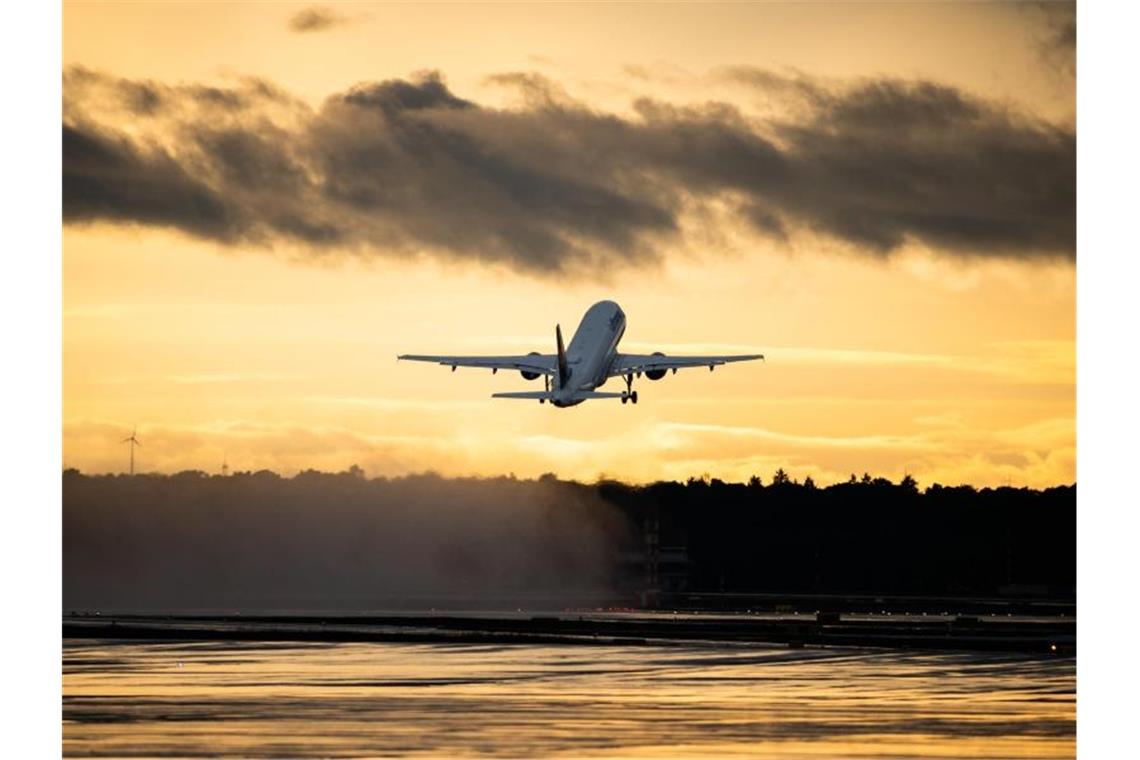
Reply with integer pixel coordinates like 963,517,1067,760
63,67,1075,276
63,123,247,241
288,6,351,33
64,407,1075,490
1031,2,1076,77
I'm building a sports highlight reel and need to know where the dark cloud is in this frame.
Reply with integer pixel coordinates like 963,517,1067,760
62,124,247,241
63,66,299,119
63,67,1074,275
1032,2,1076,77
750,73,1075,255
288,6,350,33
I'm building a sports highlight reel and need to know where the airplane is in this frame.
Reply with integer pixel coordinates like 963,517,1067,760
398,300,763,407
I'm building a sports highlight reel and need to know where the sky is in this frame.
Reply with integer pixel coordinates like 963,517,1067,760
62,1,1076,487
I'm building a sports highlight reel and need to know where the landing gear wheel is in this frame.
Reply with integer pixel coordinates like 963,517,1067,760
631,391,639,404
621,394,628,404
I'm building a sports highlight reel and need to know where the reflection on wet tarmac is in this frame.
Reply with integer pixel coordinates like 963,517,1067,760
64,640,1075,758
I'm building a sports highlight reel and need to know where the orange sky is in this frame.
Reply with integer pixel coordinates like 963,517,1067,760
62,2,1075,487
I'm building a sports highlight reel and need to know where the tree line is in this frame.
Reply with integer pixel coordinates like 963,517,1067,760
63,468,1074,611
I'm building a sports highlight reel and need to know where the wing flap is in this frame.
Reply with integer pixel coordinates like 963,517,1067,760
398,353,557,376
609,352,764,377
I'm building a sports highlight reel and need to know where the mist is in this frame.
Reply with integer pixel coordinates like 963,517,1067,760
63,469,632,612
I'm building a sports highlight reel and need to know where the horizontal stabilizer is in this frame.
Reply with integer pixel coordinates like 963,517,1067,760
492,391,557,400
492,390,628,401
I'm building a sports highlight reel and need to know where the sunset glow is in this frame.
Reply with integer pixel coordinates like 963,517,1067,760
63,2,1075,487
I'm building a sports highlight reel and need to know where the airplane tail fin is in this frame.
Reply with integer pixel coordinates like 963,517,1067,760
556,324,569,388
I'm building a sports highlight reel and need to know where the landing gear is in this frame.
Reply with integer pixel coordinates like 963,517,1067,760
621,373,639,405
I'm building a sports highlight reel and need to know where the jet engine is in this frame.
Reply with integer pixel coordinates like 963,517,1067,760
520,351,543,381
645,351,667,380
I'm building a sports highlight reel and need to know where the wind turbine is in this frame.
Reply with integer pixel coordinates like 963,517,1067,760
121,427,141,475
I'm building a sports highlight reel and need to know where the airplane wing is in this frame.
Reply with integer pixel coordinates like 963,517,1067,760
398,353,558,376
609,351,764,377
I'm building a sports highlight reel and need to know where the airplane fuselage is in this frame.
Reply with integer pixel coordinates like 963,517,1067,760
553,300,627,406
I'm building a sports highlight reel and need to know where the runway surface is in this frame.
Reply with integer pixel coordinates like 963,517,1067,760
63,636,1075,758
64,608,1075,655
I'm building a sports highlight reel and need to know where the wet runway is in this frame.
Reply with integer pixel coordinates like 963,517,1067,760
64,608,1075,655
64,637,1075,758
